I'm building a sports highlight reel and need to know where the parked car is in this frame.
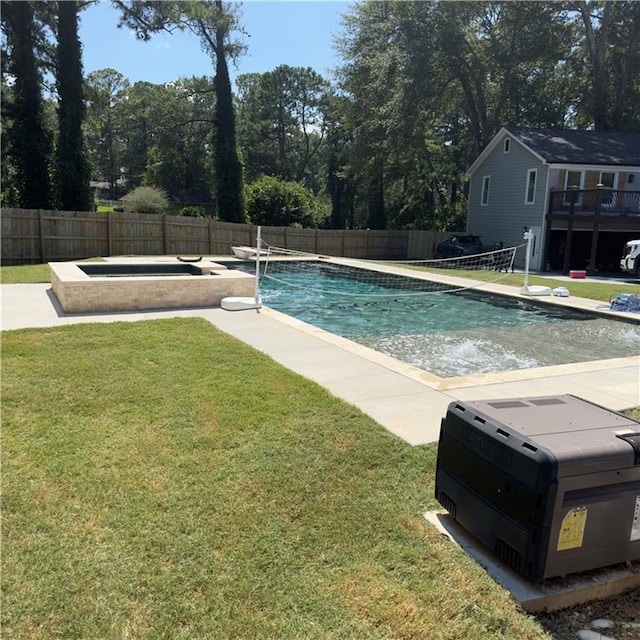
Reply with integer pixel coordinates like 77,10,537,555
434,234,489,259
620,239,640,278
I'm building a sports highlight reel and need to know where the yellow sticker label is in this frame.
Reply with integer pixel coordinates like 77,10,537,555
557,507,587,551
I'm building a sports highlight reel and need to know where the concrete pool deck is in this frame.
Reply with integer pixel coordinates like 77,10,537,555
2,267,639,446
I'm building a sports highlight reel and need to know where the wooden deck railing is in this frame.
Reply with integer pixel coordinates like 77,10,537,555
548,188,640,217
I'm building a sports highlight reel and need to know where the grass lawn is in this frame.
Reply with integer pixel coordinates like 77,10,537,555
397,264,640,303
0,258,104,284
2,318,553,639
0,262,53,284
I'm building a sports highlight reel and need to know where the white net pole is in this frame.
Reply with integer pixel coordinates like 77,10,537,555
522,228,533,290
255,226,262,305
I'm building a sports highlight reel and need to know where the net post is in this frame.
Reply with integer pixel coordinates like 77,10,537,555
520,229,551,296
522,227,532,290
255,226,262,306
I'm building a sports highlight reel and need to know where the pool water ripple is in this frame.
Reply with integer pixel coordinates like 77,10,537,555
359,320,640,378
248,262,640,377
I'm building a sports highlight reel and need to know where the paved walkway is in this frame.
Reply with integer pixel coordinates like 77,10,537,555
2,280,639,446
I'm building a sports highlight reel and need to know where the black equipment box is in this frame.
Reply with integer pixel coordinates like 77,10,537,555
435,395,640,581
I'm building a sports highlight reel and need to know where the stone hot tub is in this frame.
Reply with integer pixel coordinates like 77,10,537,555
50,258,255,313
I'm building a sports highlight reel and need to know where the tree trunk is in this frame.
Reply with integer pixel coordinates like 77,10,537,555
3,1,53,209
213,0,244,222
56,0,93,210
579,1,611,131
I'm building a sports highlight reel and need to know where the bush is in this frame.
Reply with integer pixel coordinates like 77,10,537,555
178,206,208,218
245,176,322,227
122,186,169,214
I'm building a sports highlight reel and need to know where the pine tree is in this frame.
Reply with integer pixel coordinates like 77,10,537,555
55,0,92,210
213,1,244,222
2,1,53,209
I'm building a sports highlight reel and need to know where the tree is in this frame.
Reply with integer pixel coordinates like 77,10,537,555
85,68,130,199
55,0,93,210
570,1,640,131
138,78,216,194
115,0,245,221
118,80,155,189
1,0,53,209
324,94,355,229
85,74,218,198
244,176,323,227
236,65,331,190
429,2,575,153
211,2,244,222
335,1,584,231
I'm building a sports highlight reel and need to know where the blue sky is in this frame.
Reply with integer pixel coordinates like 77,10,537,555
79,1,353,86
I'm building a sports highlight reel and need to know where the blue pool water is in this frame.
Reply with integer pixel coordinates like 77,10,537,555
230,261,640,377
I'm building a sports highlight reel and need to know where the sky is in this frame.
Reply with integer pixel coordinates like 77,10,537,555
78,1,354,86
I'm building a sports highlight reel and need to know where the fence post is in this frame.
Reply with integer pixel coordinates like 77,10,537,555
162,214,168,255
208,218,213,255
107,211,113,256
38,210,46,263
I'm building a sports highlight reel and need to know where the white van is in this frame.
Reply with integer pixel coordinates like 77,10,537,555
620,239,640,277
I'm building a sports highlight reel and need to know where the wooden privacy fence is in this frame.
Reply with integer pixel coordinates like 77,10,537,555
1,208,447,265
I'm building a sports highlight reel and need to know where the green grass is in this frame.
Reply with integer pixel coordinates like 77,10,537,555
1,262,53,283
2,319,553,639
397,264,639,303
0,258,104,284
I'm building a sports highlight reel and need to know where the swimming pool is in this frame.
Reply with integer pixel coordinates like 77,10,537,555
231,260,640,378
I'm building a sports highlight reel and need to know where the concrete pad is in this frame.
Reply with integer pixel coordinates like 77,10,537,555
424,511,640,613
354,393,449,445
1,284,64,330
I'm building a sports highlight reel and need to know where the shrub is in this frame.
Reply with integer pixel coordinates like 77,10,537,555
178,206,208,218
122,186,169,214
245,176,321,227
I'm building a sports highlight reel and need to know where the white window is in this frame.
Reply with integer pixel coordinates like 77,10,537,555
481,176,490,206
504,138,510,153
525,169,537,204
599,171,617,189
599,171,618,206
563,170,584,205
565,170,583,190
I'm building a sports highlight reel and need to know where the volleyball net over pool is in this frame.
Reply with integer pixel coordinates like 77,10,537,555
256,242,524,298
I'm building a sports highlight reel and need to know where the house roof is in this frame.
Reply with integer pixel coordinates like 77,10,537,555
467,126,640,175
505,126,640,165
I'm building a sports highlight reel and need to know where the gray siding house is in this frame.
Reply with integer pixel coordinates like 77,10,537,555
465,127,640,272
